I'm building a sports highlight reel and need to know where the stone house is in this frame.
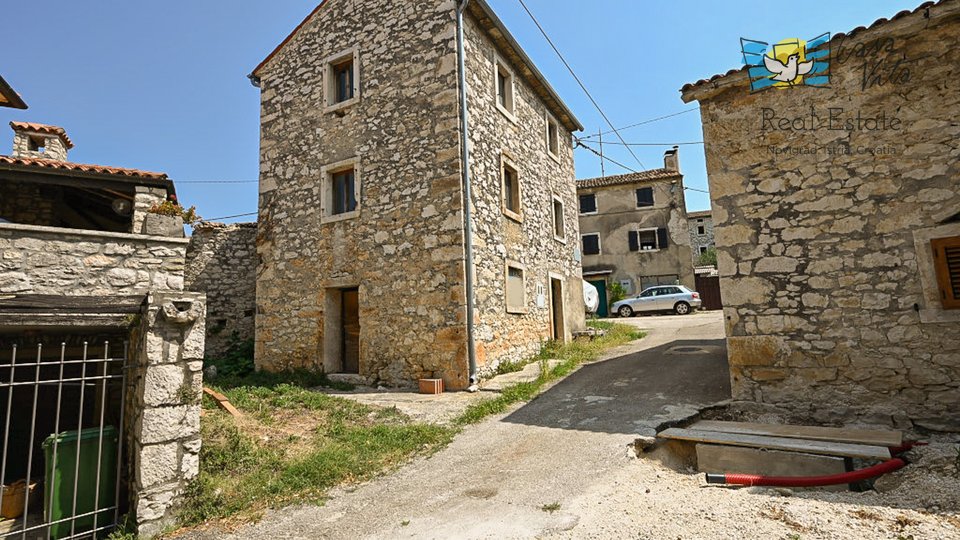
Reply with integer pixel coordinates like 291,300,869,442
680,0,960,431
249,0,586,390
0,122,204,537
688,210,715,262
0,74,27,110
576,148,696,317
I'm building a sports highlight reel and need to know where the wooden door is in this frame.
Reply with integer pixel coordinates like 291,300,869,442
341,288,360,374
694,275,723,311
588,279,608,318
550,278,564,341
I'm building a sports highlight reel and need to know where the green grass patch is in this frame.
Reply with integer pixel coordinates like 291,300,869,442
455,322,644,426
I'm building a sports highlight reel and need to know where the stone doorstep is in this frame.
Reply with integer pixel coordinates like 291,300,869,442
480,359,562,392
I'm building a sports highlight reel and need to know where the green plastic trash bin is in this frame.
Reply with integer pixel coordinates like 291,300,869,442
42,426,118,540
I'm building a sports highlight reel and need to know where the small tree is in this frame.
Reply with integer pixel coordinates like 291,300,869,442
698,247,718,267
607,282,627,310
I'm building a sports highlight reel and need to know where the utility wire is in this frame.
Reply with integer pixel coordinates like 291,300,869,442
574,138,637,174
517,0,646,170
597,141,704,147
203,211,258,221
579,109,700,140
178,180,258,184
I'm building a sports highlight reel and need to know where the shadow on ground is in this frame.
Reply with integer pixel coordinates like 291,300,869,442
502,338,731,435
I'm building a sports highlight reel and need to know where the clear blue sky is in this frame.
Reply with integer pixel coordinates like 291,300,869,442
0,1,920,219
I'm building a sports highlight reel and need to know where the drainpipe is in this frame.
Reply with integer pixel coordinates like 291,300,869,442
456,0,479,389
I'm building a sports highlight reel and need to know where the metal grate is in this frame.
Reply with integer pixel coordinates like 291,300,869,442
0,341,128,540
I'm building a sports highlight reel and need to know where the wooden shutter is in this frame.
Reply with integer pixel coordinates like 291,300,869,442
657,228,669,249
636,187,654,207
932,236,960,309
628,231,639,252
579,194,596,214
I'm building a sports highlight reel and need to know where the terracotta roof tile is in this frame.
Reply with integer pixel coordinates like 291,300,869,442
687,210,712,219
577,168,681,189
680,0,948,93
10,121,74,149
0,155,168,180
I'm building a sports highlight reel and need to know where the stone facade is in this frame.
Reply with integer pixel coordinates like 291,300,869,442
253,0,585,389
0,223,188,295
688,210,715,263
681,1,960,430
11,123,70,162
577,153,696,302
127,292,205,538
185,222,257,358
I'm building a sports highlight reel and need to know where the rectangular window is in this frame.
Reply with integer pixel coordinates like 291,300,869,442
321,158,360,223
333,59,354,103
641,275,680,291
629,227,669,252
636,187,654,208
324,48,360,111
579,193,597,214
932,236,960,309
332,169,356,215
495,60,515,118
582,234,601,256
698,225,706,235
506,263,526,313
502,157,521,220
546,115,560,158
552,196,565,240
699,246,708,255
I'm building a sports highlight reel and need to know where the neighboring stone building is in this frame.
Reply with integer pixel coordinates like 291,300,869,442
680,0,960,430
0,122,204,537
576,148,696,317
185,222,257,358
249,0,586,389
687,210,715,262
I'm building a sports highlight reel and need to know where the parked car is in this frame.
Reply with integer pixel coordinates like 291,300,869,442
612,285,701,317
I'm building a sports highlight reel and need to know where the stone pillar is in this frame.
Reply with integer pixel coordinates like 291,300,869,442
132,187,168,234
127,292,206,538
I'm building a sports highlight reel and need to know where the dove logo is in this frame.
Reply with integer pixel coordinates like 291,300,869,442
742,33,831,92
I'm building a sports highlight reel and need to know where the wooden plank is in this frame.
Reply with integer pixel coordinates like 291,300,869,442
657,428,891,460
0,313,133,328
690,420,902,447
0,294,145,314
203,387,243,418
696,444,848,491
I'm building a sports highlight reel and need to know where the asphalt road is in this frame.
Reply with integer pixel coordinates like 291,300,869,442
183,311,730,540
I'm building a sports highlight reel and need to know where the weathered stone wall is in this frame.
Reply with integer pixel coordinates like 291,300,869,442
12,130,69,162
127,292,205,538
688,212,715,263
682,3,960,430
463,11,586,371
0,223,187,295
578,175,696,296
255,0,470,386
185,222,257,359
0,180,56,226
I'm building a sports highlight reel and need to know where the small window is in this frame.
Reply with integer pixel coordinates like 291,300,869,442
324,48,360,110
636,187,654,208
552,196,565,240
932,236,960,309
698,225,706,235
333,59,354,103
332,169,357,215
699,246,708,255
502,156,521,220
321,158,361,223
579,193,597,214
629,227,669,252
506,263,526,313
28,135,46,153
546,115,560,158
582,234,601,256
495,59,515,118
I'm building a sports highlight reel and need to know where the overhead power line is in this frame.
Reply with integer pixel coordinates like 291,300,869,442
203,212,258,221
517,0,646,170
178,180,258,184
574,138,637,174
579,109,700,140
594,141,704,147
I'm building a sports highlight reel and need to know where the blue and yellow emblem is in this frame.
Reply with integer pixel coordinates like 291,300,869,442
741,33,831,92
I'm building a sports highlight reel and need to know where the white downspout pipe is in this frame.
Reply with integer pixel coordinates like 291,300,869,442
456,0,478,388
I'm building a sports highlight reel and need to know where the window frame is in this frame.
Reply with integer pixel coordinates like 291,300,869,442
505,260,527,314
932,236,960,310
324,47,361,113
637,227,660,252
545,113,561,162
578,193,597,215
581,233,601,256
551,194,566,243
320,157,361,224
501,153,522,222
494,56,517,122
636,186,655,208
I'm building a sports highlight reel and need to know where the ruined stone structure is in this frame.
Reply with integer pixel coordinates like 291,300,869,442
251,0,586,389
688,210,715,263
185,222,257,358
681,0,960,430
576,149,696,315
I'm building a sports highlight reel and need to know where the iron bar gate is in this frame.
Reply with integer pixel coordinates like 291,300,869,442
0,341,128,540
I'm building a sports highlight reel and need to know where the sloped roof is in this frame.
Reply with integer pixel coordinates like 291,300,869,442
249,0,583,132
0,76,27,110
680,0,952,97
688,210,712,219
10,121,74,149
0,155,167,181
577,168,682,190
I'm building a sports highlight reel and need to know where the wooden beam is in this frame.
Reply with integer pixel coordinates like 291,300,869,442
0,294,146,314
689,420,902,448
0,313,134,328
657,428,892,460
203,387,243,418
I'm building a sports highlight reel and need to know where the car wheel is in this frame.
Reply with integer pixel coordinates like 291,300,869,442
618,305,634,318
674,302,691,315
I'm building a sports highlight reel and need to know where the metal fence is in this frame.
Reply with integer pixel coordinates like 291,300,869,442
0,341,128,540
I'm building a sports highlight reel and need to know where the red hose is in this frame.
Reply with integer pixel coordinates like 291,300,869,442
705,458,907,487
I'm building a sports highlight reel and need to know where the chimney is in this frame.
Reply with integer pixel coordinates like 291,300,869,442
663,145,680,173
10,121,73,161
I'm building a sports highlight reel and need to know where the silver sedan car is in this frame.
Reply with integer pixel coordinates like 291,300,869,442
612,285,702,317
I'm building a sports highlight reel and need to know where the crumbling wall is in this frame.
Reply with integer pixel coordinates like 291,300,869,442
185,222,257,359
